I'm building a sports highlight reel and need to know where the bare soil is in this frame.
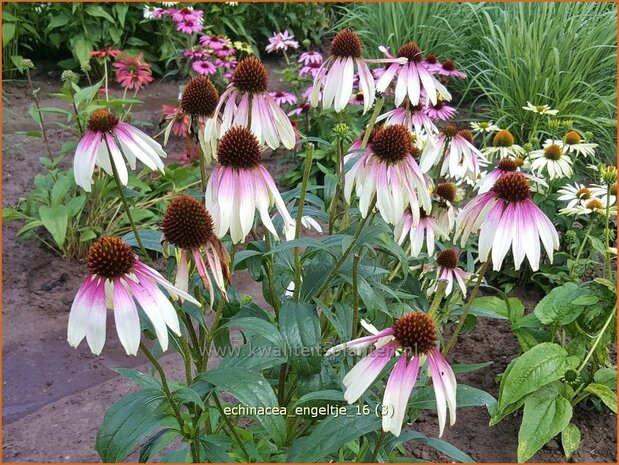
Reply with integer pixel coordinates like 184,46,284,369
2,65,616,463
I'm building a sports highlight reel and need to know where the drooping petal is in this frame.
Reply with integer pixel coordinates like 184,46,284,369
428,349,457,436
73,131,102,192
343,341,398,403
382,355,420,436
112,279,141,355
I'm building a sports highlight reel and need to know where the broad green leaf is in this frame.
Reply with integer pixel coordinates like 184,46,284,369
471,295,524,320
451,361,493,374
496,343,573,414
46,14,70,30
39,205,68,248
114,368,161,390
280,301,321,376
3,23,16,44
384,431,474,463
561,423,581,460
173,387,205,410
291,390,345,410
72,34,93,64
86,5,115,22
533,283,591,326
74,81,103,107
122,229,163,252
51,175,73,207
139,428,178,463
594,367,617,390
584,383,617,413
96,389,170,462
287,407,380,462
517,390,572,463
194,367,285,445
224,317,285,350
410,384,496,413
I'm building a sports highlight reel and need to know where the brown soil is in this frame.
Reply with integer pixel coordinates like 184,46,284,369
2,65,616,463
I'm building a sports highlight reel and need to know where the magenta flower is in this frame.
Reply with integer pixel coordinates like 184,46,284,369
425,99,457,121
477,157,546,194
376,104,438,136
215,57,296,150
192,60,217,76
113,52,154,91
421,126,484,180
326,312,457,437
311,29,405,114
394,207,448,257
299,61,323,79
170,6,203,23
161,104,190,143
269,91,297,106
376,43,451,107
214,44,236,58
177,18,203,34
455,172,560,271
435,60,466,79
200,34,232,51
435,249,472,296
265,30,299,53
345,125,431,225
67,237,200,355
74,110,166,192
206,127,295,243
298,50,323,67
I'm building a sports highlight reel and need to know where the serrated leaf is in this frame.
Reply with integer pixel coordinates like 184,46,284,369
561,423,581,460
533,283,591,326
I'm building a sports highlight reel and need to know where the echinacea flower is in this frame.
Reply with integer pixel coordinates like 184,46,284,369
192,60,217,76
523,101,559,115
590,182,617,205
215,57,296,150
560,197,617,217
345,125,431,225
177,18,203,35
74,109,166,192
482,129,524,161
557,183,595,208
265,30,299,53
376,103,438,136
161,195,230,306
311,29,405,113
160,104,190,144
470,121,499,135
376,42,451,107
113,52,154,90
394,207,448,257
455,172,559,271
299,60,323,79
434,60,466,79
179,76,220,163
143,5,165,19
269,91,297,106
425,99,456,121
421,126,484,180
432,182,459,235
477,157,547,194
435,248,472,296
561,131,598,158
170,6,203,23
529,141,573,180
90,48,122,60
299,50,323,67
200,34,232,51
67,237,200,355
206,127,295,243
325,312,457,437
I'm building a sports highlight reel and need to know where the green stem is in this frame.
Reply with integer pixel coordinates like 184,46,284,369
370,430,386,462
604,186,612,279
329,138,344,235
26,69,54,162
106,141,153,265
314,199,377,298
443,260,491,356
264,233,281,316
570,219,595,278
428,279,448,320
361,98,385,149
199,148,207,192
576,305,616,374
293,143,314,301
278,363,288,405
212,394,249,461
351,253,361,339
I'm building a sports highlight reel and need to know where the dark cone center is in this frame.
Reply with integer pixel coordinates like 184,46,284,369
181,76,219,117
87,109,119,133
217,126,263,169
492,172,531,202
233,57,269,94
392,312,437,355
87,237,135,279
162,195,215,249
331,29,362,58
371,125,411,164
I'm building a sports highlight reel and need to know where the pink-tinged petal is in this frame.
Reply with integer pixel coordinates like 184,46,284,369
335,57,354,112
115,127,159,171
237,169,257,238
382,355,420,436
267,95,296,149
105,134,128,185
343,341,399,403
325,327,395,357
476,199,503,261
74,131,101,191
256,95,279,150
214,166,236,238
322,58,343,109
258,165,295,231
511,202,526,270
192,249,215,308
407,64,421,107
204,245,227,299
113,279,141,355
394,64,409,106
133,261,200,306
453,269,469,296
126,279,169,351
356,60,376,114
233,92,250,127
375,63,399,93
417,65,438,105
220,89,238,135
175,249,189,292
228,170,246,244
428,349,457,436
491,202,516,270
409,221,426,257
67,276,105,352
253,168,278,237
531,200,559,265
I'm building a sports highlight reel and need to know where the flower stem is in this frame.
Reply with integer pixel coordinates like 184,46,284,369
212,394,249,461
25,69,54,162
106,142,153,265
443,260,491,356
576,304,616,374
370,430,386,462
199,148,207,192
351,253,361,339
315,199,377,298
361,97,384,149
428,279,448,320
293,143,314,301
570,219,595,278
604,186,612,279
329,137,344,234
264,233,281,316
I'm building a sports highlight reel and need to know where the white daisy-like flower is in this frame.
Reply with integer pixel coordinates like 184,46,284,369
557,183,595,208
470,121,499,135
522,101,559,115
590,183,617,206
482,129,525,161
529,140,573,180
561,131,598,158
560,197,617,217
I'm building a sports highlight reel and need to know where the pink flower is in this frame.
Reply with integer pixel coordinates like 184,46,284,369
435,249,472,296
376,104,438,136
421,126,484,180
200,34,232,51
91,48,122,60
177,18,203,34
325,312,457,437
477,157,546,194
74,110,166,192
455,172,560,271
192,60,217,76
299,61,322,79
161,104,190,141
435,60,466,79
269,91,297,106
394,207,448,257
425,99,457,121
113,52,154,91
215,57,296,150
298,50,323,66
345,125,431,225
265,30,299,53
376,43,451,107
67,237,199,355
170,6,203,23
214,44,236,58
206,127,295,243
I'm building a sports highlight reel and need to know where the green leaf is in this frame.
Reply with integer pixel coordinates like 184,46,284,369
51,175,74,207
279,301,322,376
74,81,103,107
224,317,286,351
96,389,170,462
86,5,116,22
495,343,573,417
287,407,380,462
3,23,16,44
561,423,581,460
584,383,617,413
173,387,205,410
114,368,161,390
72,34,93,64
291,390,345,410
194,367,285,445
451,361,493,374
122,229,163,252
410,384,496,413
470,295,523,319
46,14,70,30
517,390,572,463
39,205,68,248
594,367,617,390
533,283,591,326
384,431,474,463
